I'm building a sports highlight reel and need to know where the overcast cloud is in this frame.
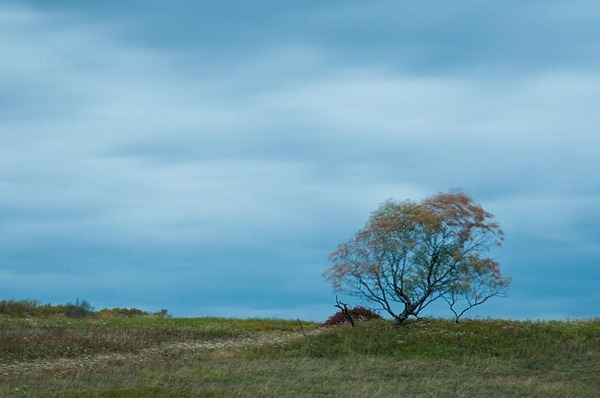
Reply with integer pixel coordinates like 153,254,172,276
1,1,599,320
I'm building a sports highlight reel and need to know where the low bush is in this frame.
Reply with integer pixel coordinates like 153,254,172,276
0,299,65,317
0,298,173,320
64,298,94,319
0,299,40,317
95,307,150,318
153,308,173,318
321,306,382,327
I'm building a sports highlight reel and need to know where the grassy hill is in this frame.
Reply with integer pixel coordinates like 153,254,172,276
1,311,599,397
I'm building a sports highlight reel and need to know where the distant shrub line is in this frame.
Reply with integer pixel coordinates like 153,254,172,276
0,299,171,319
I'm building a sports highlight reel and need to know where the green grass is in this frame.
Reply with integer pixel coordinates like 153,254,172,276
250,318,600,363
1,316,599,397
0,317,307,363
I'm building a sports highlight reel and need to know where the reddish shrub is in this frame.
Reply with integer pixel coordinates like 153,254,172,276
321,306,382,327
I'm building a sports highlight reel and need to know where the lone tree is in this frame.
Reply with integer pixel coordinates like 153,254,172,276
324,190,510,323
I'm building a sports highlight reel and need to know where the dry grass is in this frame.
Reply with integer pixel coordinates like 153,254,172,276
1,317,599,397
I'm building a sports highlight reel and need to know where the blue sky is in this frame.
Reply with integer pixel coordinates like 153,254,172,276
1,0,599,320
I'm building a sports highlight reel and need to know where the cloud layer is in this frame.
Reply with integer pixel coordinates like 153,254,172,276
1,1,599,319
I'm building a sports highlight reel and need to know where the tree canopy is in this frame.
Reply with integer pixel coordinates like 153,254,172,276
325,190,510,323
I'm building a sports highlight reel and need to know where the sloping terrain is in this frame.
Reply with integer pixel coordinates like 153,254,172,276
1,317,599,397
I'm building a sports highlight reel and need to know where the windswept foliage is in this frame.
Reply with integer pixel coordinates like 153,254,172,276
325,190,510,323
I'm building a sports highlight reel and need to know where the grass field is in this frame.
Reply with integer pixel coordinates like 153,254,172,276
1,316,599,397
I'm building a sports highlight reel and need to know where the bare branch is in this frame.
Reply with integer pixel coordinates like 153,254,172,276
334,296,355,327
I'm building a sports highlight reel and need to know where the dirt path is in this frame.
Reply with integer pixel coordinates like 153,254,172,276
0,330,317,378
